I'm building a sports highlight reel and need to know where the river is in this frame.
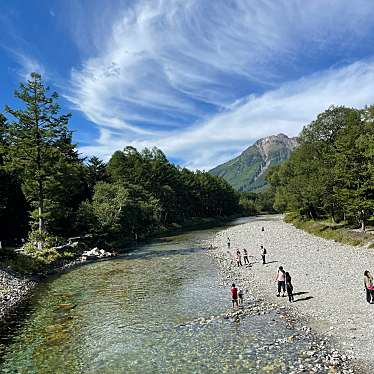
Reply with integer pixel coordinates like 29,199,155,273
0,218,314,373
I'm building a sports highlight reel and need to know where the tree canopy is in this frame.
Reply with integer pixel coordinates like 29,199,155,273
268,106,374,230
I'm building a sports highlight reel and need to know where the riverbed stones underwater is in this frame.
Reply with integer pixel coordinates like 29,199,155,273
180,296,355,373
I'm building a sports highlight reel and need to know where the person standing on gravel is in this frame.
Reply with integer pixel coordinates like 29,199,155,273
236,249,243,267
243,248,250,265
261,245,267,265
275,266,286,297
227,237,231,249
238,288,244,306
364,270,374,303
231,283,239,307
285,271,294,302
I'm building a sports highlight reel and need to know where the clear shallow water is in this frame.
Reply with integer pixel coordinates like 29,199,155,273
1,221,311,373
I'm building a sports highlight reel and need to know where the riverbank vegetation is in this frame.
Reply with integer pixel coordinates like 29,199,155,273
238,190,276,216
0,73,241,272
284,213,373,247
268,105,374,243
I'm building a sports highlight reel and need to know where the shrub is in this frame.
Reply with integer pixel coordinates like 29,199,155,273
23,229,59,253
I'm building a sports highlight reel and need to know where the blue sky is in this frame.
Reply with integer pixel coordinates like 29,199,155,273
2,0,374,169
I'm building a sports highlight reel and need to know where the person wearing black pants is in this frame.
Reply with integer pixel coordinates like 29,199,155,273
243,248,250,265
236,249,243,267
285,271,294,302
364,270,374,303
261,245,266,265
275,266,286,297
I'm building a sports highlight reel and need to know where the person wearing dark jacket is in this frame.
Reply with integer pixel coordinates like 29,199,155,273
261,245,267,265
285,271,294,302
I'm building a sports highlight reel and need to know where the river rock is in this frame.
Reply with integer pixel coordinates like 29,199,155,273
81,247,112,261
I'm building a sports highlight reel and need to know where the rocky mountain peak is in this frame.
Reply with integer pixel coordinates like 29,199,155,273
254,133,298,161
210,133,298,192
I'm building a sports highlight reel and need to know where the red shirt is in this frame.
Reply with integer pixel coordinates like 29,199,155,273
231,287,238,299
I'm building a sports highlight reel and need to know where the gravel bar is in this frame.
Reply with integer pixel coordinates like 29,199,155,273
0,268,36,322
206,215,374,373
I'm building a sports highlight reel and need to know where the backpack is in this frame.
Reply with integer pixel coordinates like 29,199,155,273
263,248,267,255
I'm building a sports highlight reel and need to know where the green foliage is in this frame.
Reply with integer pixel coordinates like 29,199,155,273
90,182,161,240
23,229,59,253
0,114,29,241
285,214,373,247
74,200,98,234
106,146,240,226
239,189,276,215
3,73,79,233
85,156,107,198
269,106,374,231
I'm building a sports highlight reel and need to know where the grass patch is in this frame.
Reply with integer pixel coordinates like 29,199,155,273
1,245,83,275
285,213,373,247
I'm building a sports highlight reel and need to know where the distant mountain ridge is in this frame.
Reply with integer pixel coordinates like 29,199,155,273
209,133,298,192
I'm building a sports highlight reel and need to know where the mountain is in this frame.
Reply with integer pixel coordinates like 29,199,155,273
209,133,298,192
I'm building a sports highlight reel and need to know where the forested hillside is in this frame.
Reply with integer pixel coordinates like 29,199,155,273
267,106,374,231
0,73,240,262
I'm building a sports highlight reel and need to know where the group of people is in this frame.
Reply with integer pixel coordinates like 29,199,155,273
227,227,374,309
230,283,244,307
233,248,251,266
275,266,294,302
227,238,267,267
230,266,294,308
228,226,295,308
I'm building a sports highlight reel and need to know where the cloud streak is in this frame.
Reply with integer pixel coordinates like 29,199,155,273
67,0,374,169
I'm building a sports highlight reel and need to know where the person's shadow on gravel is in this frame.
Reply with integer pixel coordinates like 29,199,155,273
293,296,314,302
293,291,309,296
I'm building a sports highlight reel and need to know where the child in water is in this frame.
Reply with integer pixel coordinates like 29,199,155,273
231,283,238,307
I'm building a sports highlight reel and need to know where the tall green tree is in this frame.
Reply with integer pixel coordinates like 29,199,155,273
334,107,374,230
84,156,107,200
4,72,73,233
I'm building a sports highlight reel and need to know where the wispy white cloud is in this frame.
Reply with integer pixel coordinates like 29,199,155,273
80,60,374,169
2,46,45,81
15,53,45,80
67,0,374,169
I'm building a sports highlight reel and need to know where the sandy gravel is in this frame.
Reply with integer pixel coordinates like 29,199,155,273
209,215,374,372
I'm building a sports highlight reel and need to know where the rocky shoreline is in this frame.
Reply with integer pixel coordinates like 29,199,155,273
181,298,356,373
203,215,372,373
0,268,36,324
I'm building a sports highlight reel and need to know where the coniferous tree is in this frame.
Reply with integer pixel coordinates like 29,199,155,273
84,156,108,200
4,73,73,234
